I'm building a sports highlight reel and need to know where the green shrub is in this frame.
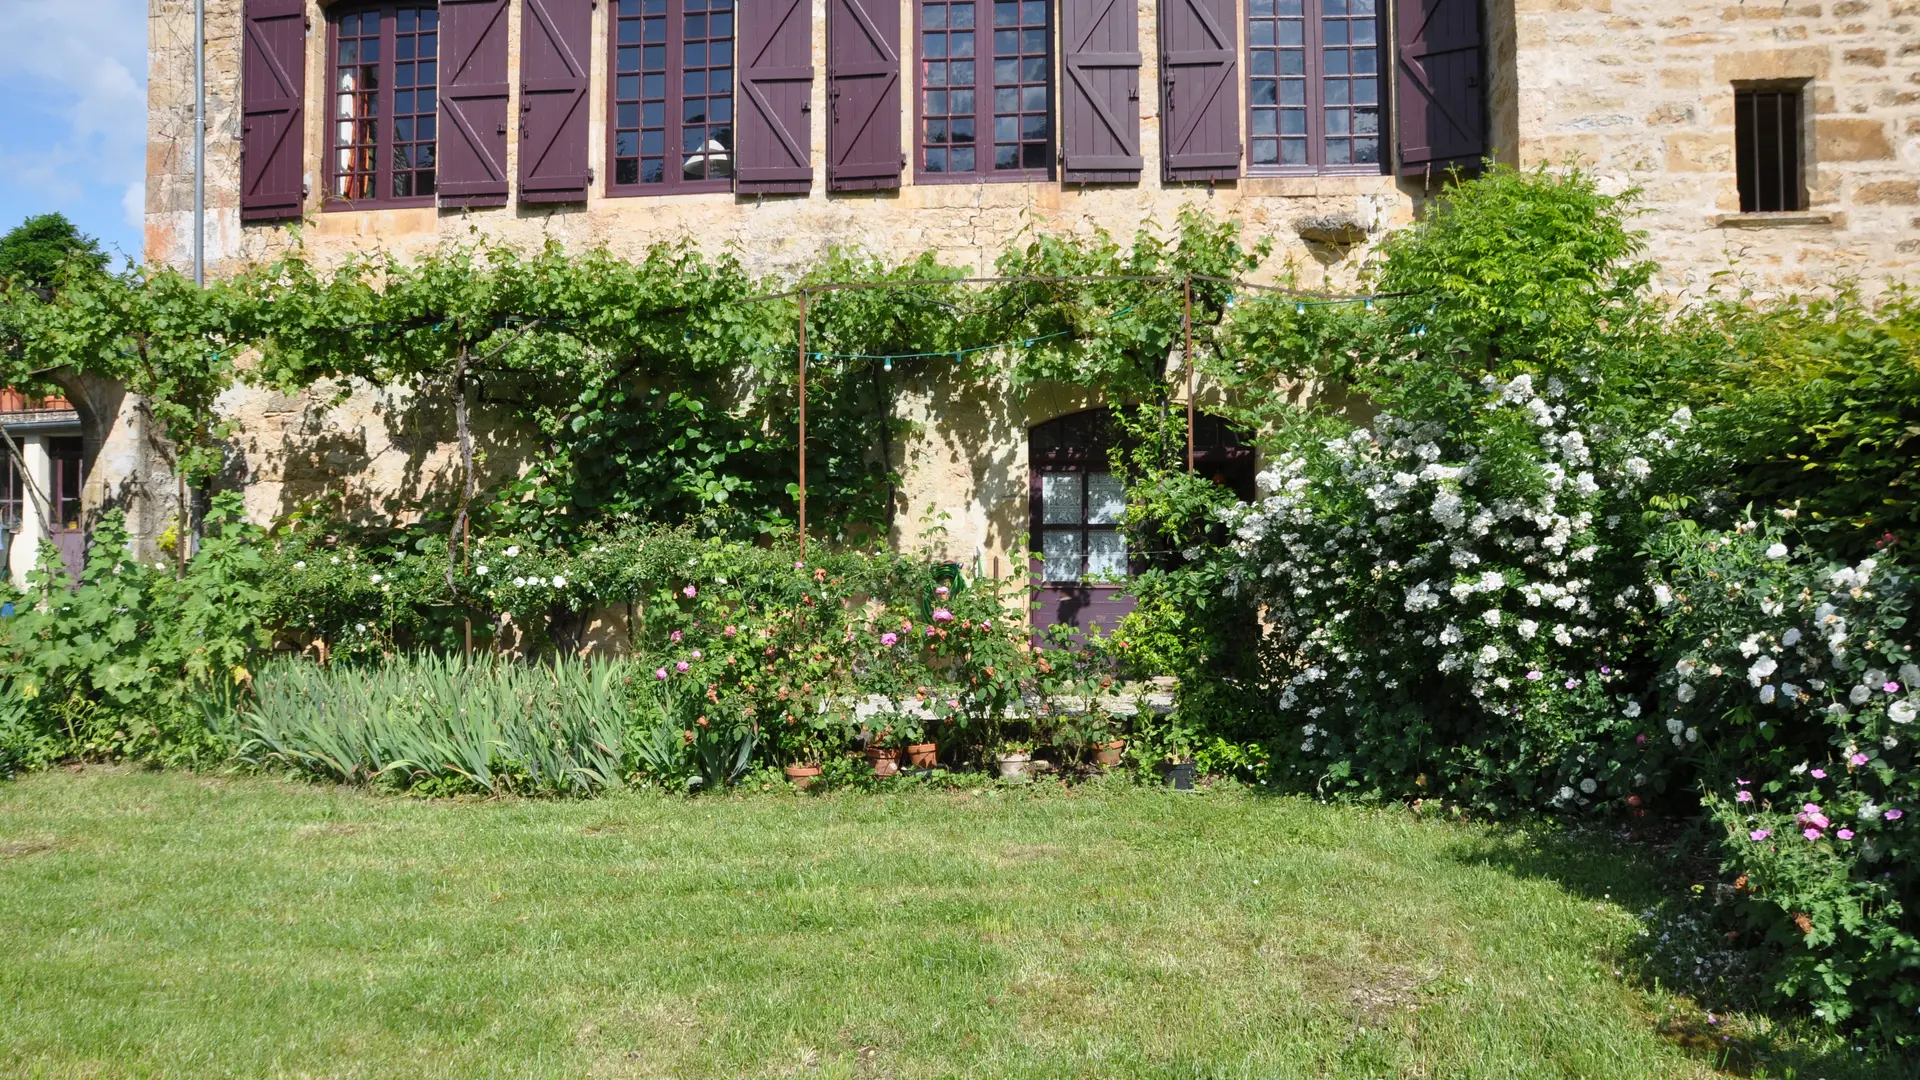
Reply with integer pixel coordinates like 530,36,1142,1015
240,653,634,795
1681,288,1920,559
1645,520,1918,1044
0,494,267,767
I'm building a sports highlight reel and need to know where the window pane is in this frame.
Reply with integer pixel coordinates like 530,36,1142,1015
1041,473,1083,525
1087,532,1128,579
1043,530,1083,582
1087,474,1125,524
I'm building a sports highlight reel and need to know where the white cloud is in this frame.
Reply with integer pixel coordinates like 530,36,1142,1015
0,0,149,197
122,181,146,230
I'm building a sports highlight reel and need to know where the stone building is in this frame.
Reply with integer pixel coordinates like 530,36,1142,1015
18,0,1915,629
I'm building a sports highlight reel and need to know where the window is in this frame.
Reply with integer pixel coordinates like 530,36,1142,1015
1,452,20,533
611,0,735,193
1735,87,1804,213
1039,472,1128,582
50,437,84,533
1247,0,1381,173
917,0,1053,181
327,5,439,207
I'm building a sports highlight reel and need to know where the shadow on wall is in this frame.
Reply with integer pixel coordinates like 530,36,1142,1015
235,381,536,526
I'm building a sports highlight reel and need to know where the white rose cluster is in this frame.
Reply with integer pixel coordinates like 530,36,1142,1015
1222,372,1653,773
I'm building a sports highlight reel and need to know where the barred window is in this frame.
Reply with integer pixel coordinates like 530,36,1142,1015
327,5,439,207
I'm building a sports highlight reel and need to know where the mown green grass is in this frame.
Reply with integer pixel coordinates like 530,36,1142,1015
0,769,1885,1079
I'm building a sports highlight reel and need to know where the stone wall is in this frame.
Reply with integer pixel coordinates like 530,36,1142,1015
1504,0,1920,293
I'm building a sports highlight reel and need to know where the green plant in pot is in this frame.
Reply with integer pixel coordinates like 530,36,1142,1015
993,737,1035,782
860,716,903,776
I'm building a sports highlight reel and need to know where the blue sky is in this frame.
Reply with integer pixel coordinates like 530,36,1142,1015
0,0,151,265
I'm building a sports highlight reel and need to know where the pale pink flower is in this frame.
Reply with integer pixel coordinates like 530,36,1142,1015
1750,829,1771,841
1837,829,1855,841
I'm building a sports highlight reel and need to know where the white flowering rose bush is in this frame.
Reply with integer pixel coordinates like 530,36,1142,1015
1645,522,1917,1042
1221,372,1677,811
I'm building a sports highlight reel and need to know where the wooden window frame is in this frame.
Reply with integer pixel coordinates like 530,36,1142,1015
323,3,441,211
914,0,1056,184
1733,83,1807,214
607,0,737,197
1245,0,1385,177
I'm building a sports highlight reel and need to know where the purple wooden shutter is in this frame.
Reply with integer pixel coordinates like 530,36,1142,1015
440,0,511,208
1396,0,1485,176
520,0,592,202
240,0,306,221
826,0,901,191
1062,0,1142,183
738,0,815,193
1158,0,1238,182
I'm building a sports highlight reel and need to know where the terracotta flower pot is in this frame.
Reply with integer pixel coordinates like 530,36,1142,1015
994,752,1033,781
1094,739,1126,767
865,746,902,777
905,742,938,768
784,763,823,790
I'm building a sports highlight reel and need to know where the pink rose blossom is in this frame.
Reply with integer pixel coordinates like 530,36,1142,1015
1750,829,1771,841
1736,791,1753,803
794,561,805,571
1811,769,1827,779
1636,733,1648,746
980,620,991,631
1837,829,1855,840
683,585,698,598
1888,809,1906,821
676,661,690,673
691,650,702,659
654,668,669,680
1886,682,1902,693
880,632,899,647
670,630,684,643
1803,828,1824,841
1526,671,1544,681
724,625,738,637
1850,753,1870,767
935,585,950,598
932,609,954,623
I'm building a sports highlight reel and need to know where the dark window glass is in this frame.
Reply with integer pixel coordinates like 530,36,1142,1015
920,0,1047,179
613,0,733,191
1246,0,1380,173
1735,87,1804,213
328,5,438,205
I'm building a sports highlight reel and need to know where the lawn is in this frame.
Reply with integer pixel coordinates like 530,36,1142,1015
0,769,1883,1079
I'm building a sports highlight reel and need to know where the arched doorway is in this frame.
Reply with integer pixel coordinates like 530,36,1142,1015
1028,409,1254,641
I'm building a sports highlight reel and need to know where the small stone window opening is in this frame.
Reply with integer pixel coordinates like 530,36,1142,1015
1734,87,1804,214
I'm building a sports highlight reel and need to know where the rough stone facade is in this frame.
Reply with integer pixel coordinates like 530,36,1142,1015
125,0,1920,589
1496,0,1920,293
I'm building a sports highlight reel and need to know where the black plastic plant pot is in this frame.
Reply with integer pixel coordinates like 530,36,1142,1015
1161,761,1197,791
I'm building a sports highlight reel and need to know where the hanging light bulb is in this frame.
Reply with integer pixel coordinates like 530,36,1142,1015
1296,302,1306,315
1364,298,1375,311
883,358,894,372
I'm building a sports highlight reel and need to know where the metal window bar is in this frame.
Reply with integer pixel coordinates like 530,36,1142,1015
1735,88,1801,213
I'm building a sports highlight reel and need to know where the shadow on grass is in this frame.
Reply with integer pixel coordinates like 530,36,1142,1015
1448,823,1913,1080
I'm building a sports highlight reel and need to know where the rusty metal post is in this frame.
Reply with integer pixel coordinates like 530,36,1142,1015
797,289,809,558
1184,275,1196,473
